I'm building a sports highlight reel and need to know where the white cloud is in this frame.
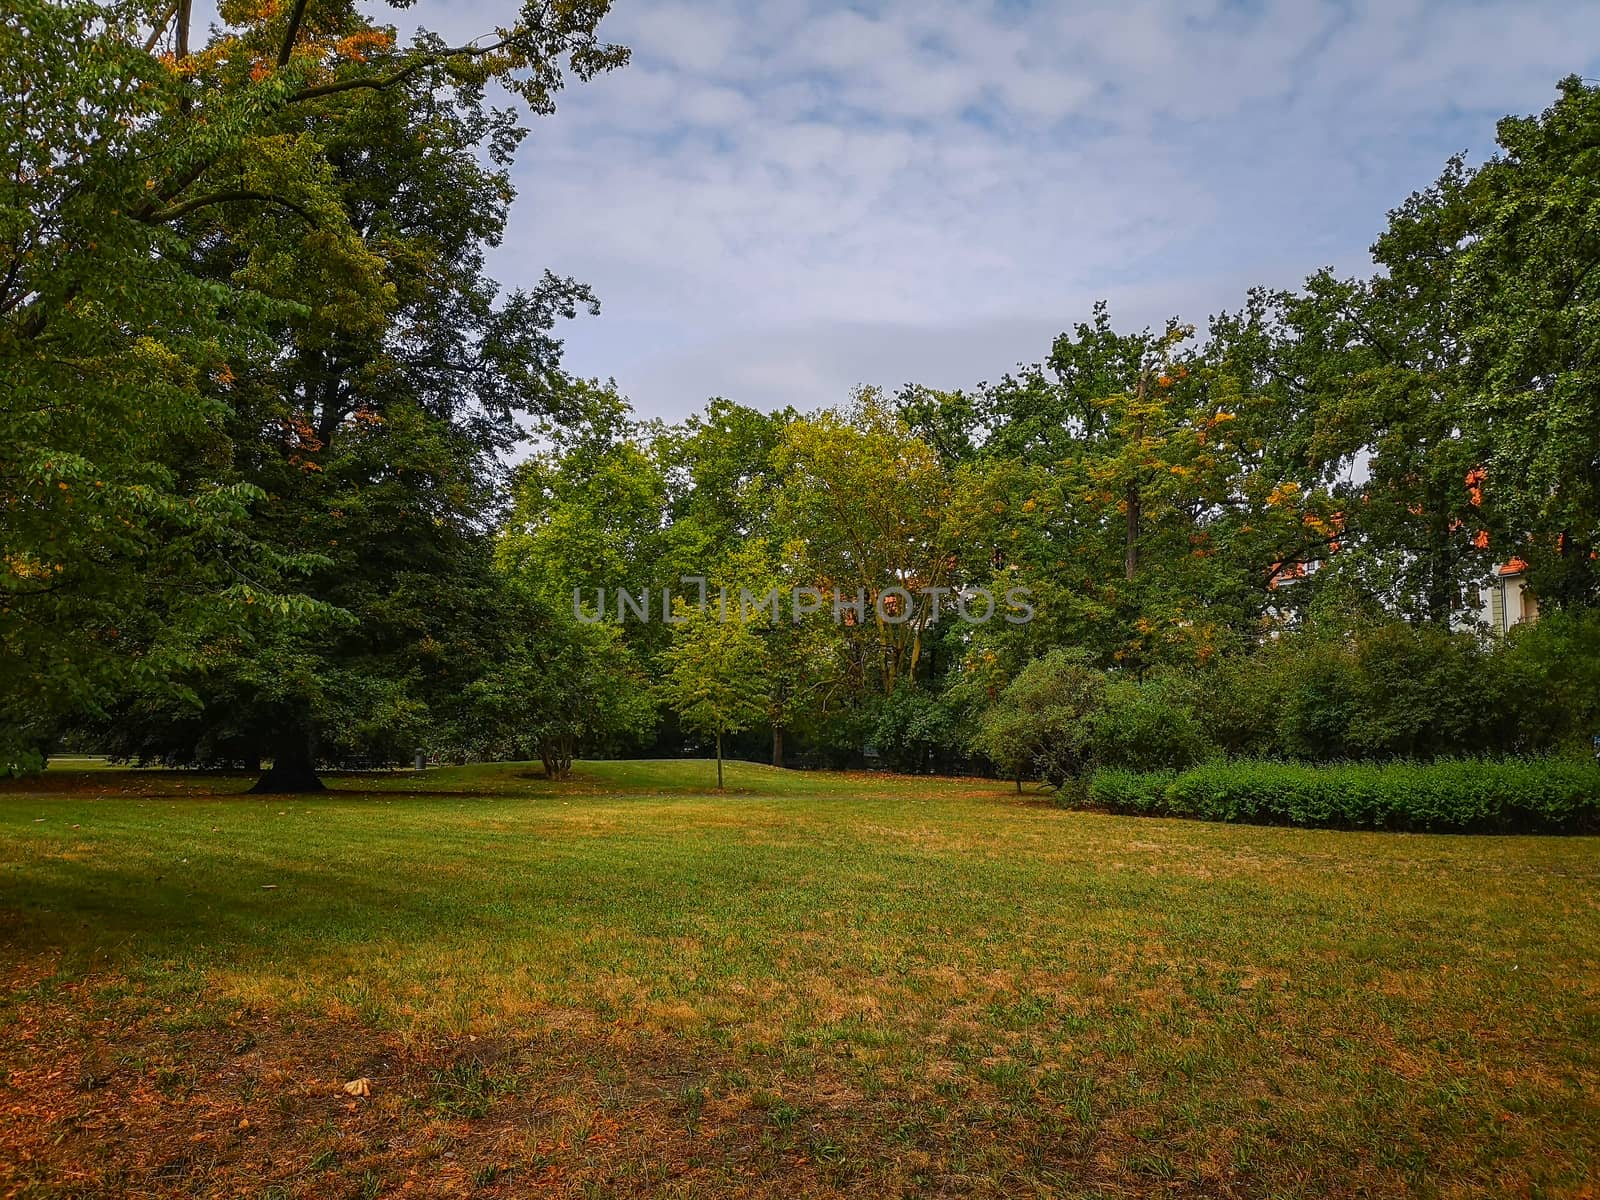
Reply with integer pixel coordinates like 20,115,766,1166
428,0,1600,418
627,2,742,73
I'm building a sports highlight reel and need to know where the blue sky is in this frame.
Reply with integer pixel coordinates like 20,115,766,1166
407,0,1600,419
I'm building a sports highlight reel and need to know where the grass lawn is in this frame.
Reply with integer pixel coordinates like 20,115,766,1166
1,760,1596,1198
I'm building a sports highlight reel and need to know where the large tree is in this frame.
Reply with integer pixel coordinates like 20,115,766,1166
774,389,956,696
7,0,628,784
2,0,313,772
944,305,1340,675
1454,76,1600,606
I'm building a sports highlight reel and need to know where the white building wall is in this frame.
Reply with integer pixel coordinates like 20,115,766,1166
1478,572,1538,634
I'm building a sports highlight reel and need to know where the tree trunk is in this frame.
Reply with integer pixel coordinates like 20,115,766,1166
540,737,573,780
251,733,324,794
1125,381,1146,581
1124,482,1141,581
772,726,784,769
716,731,724,790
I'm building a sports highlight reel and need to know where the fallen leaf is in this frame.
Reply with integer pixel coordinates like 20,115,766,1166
344,1077,371,1097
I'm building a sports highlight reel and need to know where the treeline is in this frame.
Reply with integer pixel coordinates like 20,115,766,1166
494,392,1600,779
494,78,1600,779
5,2,1599,792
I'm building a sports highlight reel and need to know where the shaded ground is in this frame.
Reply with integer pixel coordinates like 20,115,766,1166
1,760,1597,1197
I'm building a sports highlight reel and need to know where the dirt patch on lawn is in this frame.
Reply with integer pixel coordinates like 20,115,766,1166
0,968,1130,1200
5,959,1583,1199
1,983,833,1198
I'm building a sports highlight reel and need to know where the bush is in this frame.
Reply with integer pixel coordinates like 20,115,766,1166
1196,651,1289,758
1090,676,1212,772
1498,609,1600,757
1275,640,1362,762
1195,616,1588,764
1343,624,1497,759
1089,758,1600,833
979,609,1600,786
969,649,1104,786
1085,768,1175,815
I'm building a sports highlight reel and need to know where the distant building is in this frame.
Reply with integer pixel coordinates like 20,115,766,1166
1479,558,1537,634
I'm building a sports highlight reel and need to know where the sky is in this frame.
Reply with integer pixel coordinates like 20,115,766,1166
392,0,1600,421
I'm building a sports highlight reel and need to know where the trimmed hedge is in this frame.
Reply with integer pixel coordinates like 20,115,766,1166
1086,759,1600,833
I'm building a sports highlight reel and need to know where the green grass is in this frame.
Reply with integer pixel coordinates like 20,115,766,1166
1,759,1597,1197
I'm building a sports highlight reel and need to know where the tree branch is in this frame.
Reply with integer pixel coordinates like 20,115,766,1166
144,189,317,225
126,33,516,225
276,0,311,67
143,0,179,52
286,37,511,103
1261,527,1345,586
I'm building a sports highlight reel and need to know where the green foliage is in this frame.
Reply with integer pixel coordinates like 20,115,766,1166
1273,638,1363,761
966,658,1211,784
870,687,963,774
5,0,628,779
657,604,770,787
1193,650,1288,759
1084,768,1175,816
1496,609,1600,756
1454,77,1600,605
1,0,316,770
1089,759,1600,833
968,650,1105,786
1199,618,1555,763
1089,676,1212,772
464,588,653,779
944,299,1342,673
969,609,1598,784
774,389,954,696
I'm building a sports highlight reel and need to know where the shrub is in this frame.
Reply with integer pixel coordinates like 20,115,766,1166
1089,758,1600,833
1194,616,1586,764
1344,623,1497,759
1090,676,1212,772
1276,641,1362,762
1086,768,1175,815
1196,651,1288,758
969,649,1104,787
1498,608,1600,757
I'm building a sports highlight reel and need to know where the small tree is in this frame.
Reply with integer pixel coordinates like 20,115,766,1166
658,603,770,789
970,650,1105,791
466,589,653,780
